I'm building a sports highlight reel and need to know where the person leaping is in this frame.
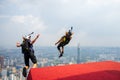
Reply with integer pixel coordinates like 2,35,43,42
16,32,40,77
55,27,73,58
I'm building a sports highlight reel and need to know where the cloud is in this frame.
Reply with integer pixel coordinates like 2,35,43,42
0,15,10,18
10,15,47,32
11,15,25,23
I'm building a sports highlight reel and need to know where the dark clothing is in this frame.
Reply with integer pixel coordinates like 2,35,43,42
57,42,65,51
21,39,34,54
24,52,37,67
63,35,71,44
57,35,71,51
21,39,37,67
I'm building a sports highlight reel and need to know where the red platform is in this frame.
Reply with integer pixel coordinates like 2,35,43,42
27,61,120,80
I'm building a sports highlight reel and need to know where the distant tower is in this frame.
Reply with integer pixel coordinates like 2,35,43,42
0,56,4,68
77,44,80,64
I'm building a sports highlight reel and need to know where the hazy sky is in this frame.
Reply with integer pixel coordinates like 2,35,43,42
0,0,120,48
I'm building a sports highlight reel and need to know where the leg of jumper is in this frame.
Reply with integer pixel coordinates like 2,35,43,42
29,52,38,68
57,43,62,54
23,54,30,77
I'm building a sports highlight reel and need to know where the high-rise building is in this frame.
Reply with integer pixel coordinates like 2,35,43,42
0,56,4,68
77,44,80,64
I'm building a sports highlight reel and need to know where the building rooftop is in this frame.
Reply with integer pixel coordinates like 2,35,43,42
27,61,120,80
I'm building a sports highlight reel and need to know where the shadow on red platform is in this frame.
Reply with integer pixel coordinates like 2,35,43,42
58,70,120,80
27,61,120,80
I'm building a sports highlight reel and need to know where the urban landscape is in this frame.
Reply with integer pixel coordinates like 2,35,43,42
0,46,120,80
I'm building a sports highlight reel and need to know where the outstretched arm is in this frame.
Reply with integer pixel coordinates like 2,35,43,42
55,37,64,45
69,32,73,40
16,42,21,47
31,34,40,44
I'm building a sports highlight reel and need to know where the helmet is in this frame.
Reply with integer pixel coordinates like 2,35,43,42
23,36,31,40
26,36,31,39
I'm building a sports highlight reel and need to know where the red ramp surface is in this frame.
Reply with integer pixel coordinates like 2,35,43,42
27,61,120,80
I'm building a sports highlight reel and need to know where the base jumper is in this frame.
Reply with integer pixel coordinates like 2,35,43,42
55,27,73,58
16,33,40,77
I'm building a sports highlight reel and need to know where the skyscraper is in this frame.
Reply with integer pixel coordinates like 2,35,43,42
0,56,4,68
77,44,80,64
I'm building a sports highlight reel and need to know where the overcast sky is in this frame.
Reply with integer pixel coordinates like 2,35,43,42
0,0,120,48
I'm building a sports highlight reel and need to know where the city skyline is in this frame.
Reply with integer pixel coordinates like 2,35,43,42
0,0,120,48
1,46,120,79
